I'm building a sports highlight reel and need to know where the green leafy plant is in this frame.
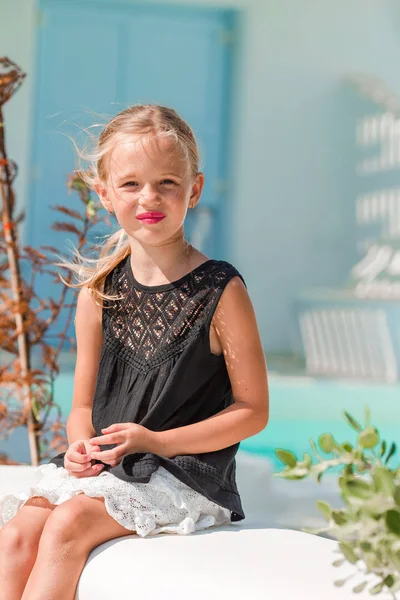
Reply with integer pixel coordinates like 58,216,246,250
275,407,400,597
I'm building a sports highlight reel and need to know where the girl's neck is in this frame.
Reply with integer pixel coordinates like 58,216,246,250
128,238,208,287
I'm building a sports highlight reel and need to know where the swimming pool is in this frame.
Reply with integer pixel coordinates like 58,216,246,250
3,371,400,470
243,374,400,470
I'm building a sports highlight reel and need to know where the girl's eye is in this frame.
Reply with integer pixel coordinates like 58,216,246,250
123,181,139,187
161,179,176,185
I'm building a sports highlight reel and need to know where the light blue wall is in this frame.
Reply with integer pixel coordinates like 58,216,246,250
2,0,400,353
0,0,37,221
231,0,400,352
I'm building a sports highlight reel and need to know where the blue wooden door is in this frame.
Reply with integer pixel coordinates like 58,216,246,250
28,1,237,305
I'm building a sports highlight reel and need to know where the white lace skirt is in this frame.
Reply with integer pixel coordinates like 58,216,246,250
0,463,232,537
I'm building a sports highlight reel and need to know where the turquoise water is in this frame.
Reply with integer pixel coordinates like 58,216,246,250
240,375,400,469
50,371,400,472
3,370,400,469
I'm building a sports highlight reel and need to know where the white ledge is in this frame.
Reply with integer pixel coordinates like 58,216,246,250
0,453,387,599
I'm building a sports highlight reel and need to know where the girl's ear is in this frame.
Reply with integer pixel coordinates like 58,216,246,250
94,178,113,213
188,172,204,209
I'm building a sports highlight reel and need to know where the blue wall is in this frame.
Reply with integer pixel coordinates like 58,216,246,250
232,0,400,352
3,0,400,353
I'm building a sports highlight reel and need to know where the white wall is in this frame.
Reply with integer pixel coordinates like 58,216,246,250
1,0,400,352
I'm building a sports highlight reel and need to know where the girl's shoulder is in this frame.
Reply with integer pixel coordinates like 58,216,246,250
203,258,246,288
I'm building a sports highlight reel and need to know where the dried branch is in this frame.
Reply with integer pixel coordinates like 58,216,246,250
0,56,106,465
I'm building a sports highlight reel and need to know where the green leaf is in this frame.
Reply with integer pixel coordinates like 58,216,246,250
383,574,395,588
385,509,400,535
339,476,349,497
363,552,378,572
394,486,400,507
345,478,374,499
362,496,387,519
332,510,348,525
302,525,331,535
352,582,367,594
281,470,309,480
380,440,387,458
388,550,400,571
339,541,358,564
372,467,395,496
275,449,297,468
341,442,353,453
358,427,379,449
359,541,372,552
343,411,362,432
316,500,332,521
384,442,397,465
343,464,354,477
369,581,384,595
318,433,335,453
332,559,345,567
309,437,320,457
31,399,40,420
302,452,312,468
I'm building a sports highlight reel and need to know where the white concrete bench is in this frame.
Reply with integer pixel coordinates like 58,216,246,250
0,452,385,599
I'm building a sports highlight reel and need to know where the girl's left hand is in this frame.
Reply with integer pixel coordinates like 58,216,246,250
89,423,154,466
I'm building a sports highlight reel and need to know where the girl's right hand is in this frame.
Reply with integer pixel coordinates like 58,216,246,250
64,439,105,478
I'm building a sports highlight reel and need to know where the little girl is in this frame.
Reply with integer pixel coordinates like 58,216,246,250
0,104,269,599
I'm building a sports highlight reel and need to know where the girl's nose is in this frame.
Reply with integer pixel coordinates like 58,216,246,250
141,184,160,202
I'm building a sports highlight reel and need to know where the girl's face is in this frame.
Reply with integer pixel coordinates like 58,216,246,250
95,134,204,247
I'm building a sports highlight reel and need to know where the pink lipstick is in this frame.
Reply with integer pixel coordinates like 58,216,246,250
136,211,166,225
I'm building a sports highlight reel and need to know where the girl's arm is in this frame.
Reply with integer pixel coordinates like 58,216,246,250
66,287,103,444
153,276,269,458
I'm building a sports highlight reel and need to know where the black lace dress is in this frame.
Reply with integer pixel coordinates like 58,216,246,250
0,256,246,535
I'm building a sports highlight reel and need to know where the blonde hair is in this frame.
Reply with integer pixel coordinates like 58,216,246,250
62,104,201,304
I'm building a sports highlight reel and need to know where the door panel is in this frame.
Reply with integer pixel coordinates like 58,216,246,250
29,1,236,309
